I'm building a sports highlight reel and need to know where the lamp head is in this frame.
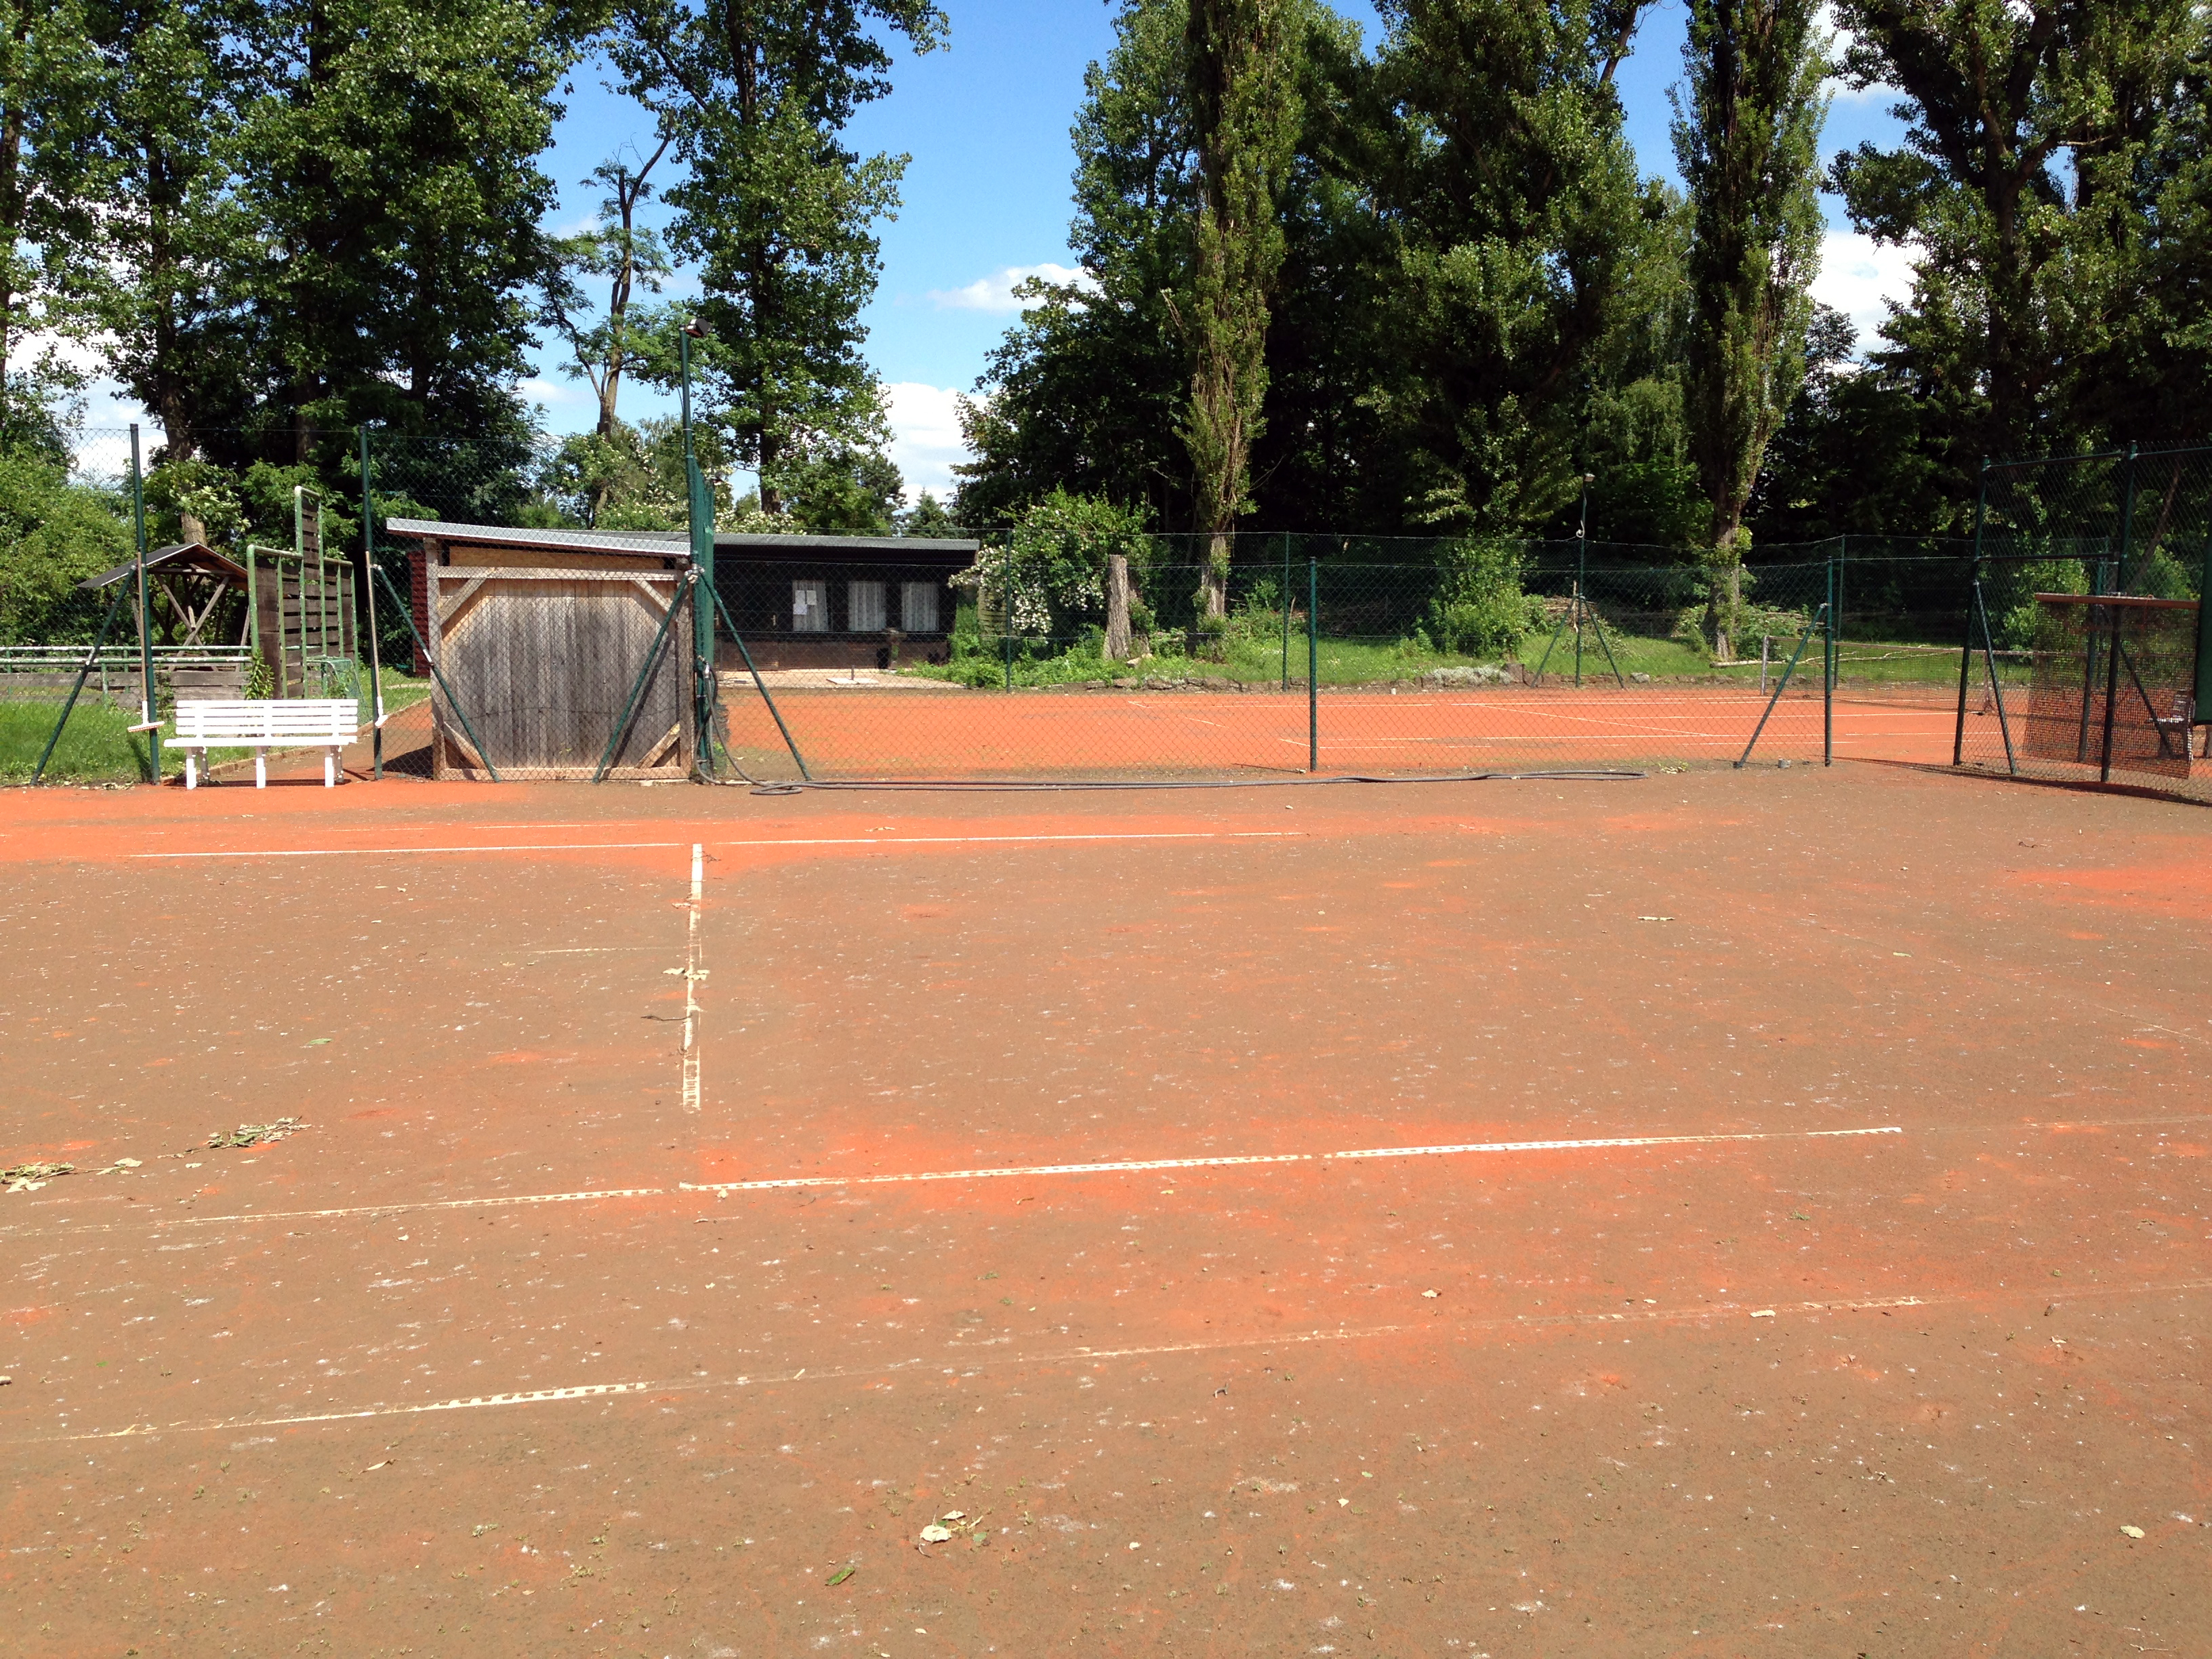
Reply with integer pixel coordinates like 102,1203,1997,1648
682,319,709,340
1582,472,1595,485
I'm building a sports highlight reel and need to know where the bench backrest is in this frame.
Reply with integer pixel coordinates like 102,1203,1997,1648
173,698,361,741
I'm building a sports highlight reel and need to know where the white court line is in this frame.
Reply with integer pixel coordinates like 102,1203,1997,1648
680,842,703,1114
678,1126,1902,1194
1,1126,1902,1237
45,1273,2211,1443
132,831,1301,861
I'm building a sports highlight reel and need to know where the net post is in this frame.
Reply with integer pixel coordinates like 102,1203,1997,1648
359,426,384,780
1307,556,1318,773
1953,462,1988,766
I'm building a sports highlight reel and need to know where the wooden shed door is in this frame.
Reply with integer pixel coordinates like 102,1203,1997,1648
429,567,692,779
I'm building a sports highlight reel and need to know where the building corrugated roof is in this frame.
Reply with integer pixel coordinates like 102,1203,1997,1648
384,518,688,556
383,516,979,558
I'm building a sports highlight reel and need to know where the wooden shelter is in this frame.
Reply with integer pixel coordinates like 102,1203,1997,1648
386,519,697,781
78,543,254,699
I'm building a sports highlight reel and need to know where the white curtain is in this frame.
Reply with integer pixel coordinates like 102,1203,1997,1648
901,581,940,632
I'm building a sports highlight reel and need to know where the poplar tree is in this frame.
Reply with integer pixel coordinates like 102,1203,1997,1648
1174,0,1299,617
1675,0,1826,660
610,0,944,514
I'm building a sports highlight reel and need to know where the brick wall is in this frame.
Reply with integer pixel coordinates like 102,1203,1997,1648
409,547,432,675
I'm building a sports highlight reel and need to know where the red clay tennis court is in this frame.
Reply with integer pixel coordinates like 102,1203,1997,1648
722,680,1966,778
4,762,2209,1655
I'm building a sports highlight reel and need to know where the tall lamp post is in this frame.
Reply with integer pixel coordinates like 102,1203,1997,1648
680,319,716,776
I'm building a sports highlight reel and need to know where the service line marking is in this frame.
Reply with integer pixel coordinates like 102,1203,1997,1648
38,1272,2212,1445
131,830,1302,861
676,1125,1902,1194
0,1126,1902,1238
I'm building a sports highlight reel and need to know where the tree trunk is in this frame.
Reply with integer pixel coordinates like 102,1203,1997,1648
1105,552,1132,658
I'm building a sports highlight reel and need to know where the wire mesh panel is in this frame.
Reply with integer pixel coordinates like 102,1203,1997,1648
425,566,694,780
1950,446,2211,800
2022,595,2203,780
695,546,1842,781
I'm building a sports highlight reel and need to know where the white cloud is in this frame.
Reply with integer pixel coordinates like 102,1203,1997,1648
520,375,588,406
882,380,972,505
1810,230,1919,351
1818,3,1895,102
926,262,1093,314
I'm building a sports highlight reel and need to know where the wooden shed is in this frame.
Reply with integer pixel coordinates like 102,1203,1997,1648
386,519,697,781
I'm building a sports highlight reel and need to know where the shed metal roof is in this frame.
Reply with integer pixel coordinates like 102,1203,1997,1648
384,518,688,556
382,516,979,558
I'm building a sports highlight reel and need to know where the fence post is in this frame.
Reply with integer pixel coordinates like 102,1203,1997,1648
129,424,160,782
1281,534,1291,691
1823,540,1835,765
1307,556,1319,773
2100,443,2139,782
359,427,384,779
1953,462,1990,766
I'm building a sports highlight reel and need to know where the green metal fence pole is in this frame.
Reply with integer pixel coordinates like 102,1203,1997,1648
2197,535,2212,738
1573,537,1586,688
359,428,384,779
1307,556,1319,773
708,581,811,781
687,455,718,779
1281,533,1291,691
1973,575,2019,773
370,562,500,781
1823,541,1835,765
129,424,159,781
33,587,130,785
2099,443,2139,781
1954,464,1989,766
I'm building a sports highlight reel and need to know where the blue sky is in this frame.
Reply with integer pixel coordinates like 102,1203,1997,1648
85,2,1917,499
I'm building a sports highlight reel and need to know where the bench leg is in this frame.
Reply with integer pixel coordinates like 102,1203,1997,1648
255,751,267,789
184,752,197,790
324,748,337,787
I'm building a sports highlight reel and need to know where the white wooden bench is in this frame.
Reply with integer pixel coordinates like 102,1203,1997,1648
172,698,361,789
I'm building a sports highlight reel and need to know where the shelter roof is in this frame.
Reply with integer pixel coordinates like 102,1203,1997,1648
78,542,250,592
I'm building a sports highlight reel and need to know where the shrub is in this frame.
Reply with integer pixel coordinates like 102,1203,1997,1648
1425,537,1544,658
952,489,1151,644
